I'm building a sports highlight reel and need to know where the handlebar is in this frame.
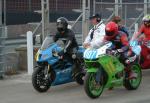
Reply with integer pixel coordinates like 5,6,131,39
106,49,119,56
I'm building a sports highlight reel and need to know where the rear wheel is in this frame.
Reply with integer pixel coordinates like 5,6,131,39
75,73,85,85
124,64,142,90
74,58,85,85
0,75,3,79
84,72,104,99
32,66,54,92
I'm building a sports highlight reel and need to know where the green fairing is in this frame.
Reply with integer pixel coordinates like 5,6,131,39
87,68,98,73
85,55,124,88
98,55,124,87
84,53,142,98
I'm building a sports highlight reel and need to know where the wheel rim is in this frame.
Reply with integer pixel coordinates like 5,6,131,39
88,73,104,96
36,68,50,89
129,65,141,88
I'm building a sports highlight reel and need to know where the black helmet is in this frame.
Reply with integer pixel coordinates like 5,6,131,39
56,17,68,32
89,13,101,22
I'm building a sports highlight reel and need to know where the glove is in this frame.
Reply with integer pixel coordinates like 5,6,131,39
106,49,118,55
117,49,124,53
111,50,118,55
111,49,123,56
58,50,64,56
63,49,67,54
106,48,113,54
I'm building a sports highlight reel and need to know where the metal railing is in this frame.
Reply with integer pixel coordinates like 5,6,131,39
129,11,144,30
94,0,150,36
0,26,6,78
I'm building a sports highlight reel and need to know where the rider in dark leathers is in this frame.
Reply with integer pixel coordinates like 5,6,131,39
53,17,80,78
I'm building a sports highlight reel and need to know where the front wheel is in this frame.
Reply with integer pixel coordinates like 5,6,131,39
84,72,105,99
32,66,53,92
124,64,142,90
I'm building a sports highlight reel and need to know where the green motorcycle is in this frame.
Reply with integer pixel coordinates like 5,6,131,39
83,42,142,99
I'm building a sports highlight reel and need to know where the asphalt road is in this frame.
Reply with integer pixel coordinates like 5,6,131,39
0,70,150,103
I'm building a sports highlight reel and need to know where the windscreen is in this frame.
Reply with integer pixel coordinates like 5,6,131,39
41,36,54,50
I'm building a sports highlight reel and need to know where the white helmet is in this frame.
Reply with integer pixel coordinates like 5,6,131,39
142,14,150,22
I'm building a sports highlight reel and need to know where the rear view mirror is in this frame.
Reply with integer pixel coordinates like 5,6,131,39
35,35,42,45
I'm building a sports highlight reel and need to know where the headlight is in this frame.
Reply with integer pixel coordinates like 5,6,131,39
72,54,76,59
52,49,59,57
41,54,49,59
35,52,40,61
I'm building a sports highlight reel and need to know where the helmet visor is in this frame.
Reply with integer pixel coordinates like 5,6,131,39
57,22,66,32
57,22,64,28
105,30,115,36
144,21,150,26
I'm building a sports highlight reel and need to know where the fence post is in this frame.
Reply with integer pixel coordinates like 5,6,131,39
41,0,49,41
29,0,32,11
0,0,2,25
134,23,138,33
82,0,90,42
4,0,6,26
115,0,119,16
124,5,127,26
149,0,150,8
144,0,148,15
120,0,123,17
27,31,34,75
93,0,96,14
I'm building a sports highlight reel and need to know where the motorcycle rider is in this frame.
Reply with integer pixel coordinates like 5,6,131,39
131,14,150,69
112,16,129,37
131,15,150,40
53,17,80,78
105,21,137,79
83,14,106,49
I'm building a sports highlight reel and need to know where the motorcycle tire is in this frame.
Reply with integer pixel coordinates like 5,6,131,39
32,66,53,93
124,64,142,90
84,72,104,99
75,73,85,85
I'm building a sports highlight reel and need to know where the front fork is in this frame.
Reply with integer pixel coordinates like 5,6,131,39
87,68,98,73
36,65,50,79
45,65,51,78
87,68,102,83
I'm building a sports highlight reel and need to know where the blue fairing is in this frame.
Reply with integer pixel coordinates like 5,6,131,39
52,66,73,85
51,46,85,85
130,40,141,55
36,41,85,86
130,40,139,47
78,46,85,53
37,43,62,65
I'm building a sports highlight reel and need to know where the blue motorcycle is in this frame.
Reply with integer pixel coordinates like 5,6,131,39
32,35,85,92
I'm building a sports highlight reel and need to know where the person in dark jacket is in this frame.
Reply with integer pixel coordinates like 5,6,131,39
53,17,80,78
53,17,78,53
